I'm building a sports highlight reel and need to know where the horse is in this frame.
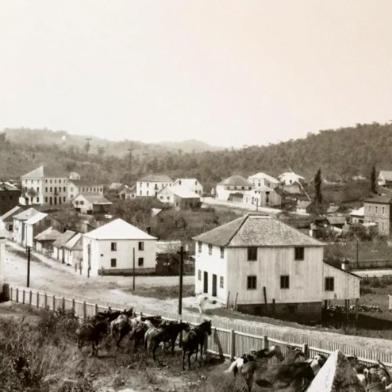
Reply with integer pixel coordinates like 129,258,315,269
75,319,109,356
128,321,149,351
229,346,285,391
182,320,212,370
252,353,327,392
110,308,134,347
147,321,190,360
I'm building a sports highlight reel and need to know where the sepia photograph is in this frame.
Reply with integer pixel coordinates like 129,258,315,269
1,1,392,391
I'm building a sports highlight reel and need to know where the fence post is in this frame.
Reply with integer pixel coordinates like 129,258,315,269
72,299,75,314
29,290,32,306
22,289,25,304
62,297,65,312
302,343,309,359
36,292,39,308
52,295,56,311
95,304,99,315
230,329,236,361
44,293,47,309
83,301,87,321
263,336,269,350
10,287,13,301
16,288,19,303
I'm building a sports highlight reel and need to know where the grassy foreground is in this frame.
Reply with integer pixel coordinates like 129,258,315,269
0,303,242,392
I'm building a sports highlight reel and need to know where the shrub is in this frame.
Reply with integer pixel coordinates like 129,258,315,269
360,286,374,295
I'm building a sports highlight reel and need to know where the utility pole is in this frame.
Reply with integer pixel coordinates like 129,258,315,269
178,246,184,317
26,246,31,288
132,247,136,291
356,238,359,269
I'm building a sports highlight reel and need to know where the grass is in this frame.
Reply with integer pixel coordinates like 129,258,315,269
125,284,195,299
0,303,225,392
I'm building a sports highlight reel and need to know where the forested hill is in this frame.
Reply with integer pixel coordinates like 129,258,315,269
1,122,392,191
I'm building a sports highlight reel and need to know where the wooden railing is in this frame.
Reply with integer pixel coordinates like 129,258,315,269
6,284,392,368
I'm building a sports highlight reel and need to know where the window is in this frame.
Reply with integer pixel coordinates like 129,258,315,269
138,241,144,251
247,247,257,261
247,276,257,290
45,187,48,192
208,244,212,255
111,242,117,251
220,276,224,288
110,258,117,267
325,277,334,291
280,275,290,289
198,269,201,280
45,197,48,203
138,257,144,267
294,247,304,261
220,247,224,258
198,242,202,253
63,197,66,202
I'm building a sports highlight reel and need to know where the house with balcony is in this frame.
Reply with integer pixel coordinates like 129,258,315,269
136,175,173,197
193,213,360,321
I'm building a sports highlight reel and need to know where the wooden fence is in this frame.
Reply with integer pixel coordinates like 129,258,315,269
7,284,392,369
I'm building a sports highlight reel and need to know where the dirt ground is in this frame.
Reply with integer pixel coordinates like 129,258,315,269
5,241,392,356
0,302,229,392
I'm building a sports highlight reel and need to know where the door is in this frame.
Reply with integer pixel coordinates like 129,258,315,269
203,271,208,293
212,274,217,297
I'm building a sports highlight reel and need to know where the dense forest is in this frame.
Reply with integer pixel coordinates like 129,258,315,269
1,122,392,192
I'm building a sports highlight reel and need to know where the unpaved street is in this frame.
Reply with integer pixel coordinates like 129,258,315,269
4,241,392,356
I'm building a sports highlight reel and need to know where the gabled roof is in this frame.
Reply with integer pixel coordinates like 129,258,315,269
364,195,392,204
218,175,251,187
84,218,156,240
248,172,279,184
74,193,112,205
1,206,24,222
172,188,200,199
25,211,48,225
140,174,173,183
53,230,77,248
34,227,62,242
63,232,83,250
13,207,40,221
193,214,324,247
21,165,68,179
350,206,364,217
379,170,392,181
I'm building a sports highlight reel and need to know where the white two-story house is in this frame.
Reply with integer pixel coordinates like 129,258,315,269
136,175,173,197
193,214,360,320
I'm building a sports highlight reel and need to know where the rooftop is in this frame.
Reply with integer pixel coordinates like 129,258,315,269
25,211,48,225
364,194,392,204
379,170,392,181
248,172,279,183
218,175,251,187
53,230,77,248
140,174,173,183
34,227,62,242
0,182,19,191
69,179,104,186
171,187,200,199
193,213,324,247
21,165,68,179
76,194,112,205
63,232,83,250
13,207,40,221
85,218,156,240
0,206,24,222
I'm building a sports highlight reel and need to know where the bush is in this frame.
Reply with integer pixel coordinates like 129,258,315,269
360,286,374,295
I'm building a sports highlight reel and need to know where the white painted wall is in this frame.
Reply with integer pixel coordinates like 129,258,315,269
322,263,360,300
195,242,228,303
82,237,157,276
136,181,172,197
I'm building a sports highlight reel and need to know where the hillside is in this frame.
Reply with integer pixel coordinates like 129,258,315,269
1,122,392,191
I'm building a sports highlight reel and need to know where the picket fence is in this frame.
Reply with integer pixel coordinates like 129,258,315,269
7,284,392,369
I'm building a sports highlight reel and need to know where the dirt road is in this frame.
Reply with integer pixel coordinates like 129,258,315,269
5,241,392,357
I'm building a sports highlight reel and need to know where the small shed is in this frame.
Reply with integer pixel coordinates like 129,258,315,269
34,227,62,255
73,194,112,215
63,233,83,271
52,230,77,263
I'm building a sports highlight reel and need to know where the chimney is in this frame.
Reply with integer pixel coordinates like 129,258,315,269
146,226,151,235
341,258,350,271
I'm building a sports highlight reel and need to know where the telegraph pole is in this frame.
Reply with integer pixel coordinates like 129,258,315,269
178,246,184,317
132,247,136,291
26,246,31,288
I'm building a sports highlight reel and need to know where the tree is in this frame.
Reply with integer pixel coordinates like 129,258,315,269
371,166,377,194
314,169,322,204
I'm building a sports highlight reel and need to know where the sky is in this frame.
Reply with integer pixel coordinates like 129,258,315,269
1,1,392,148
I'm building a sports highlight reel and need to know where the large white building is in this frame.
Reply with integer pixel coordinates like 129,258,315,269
193,214,360,320
136,175,173,197
248,172,279,189
173,178,203,195
21,166,69,206
83,218,157,277
215,175,252,202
